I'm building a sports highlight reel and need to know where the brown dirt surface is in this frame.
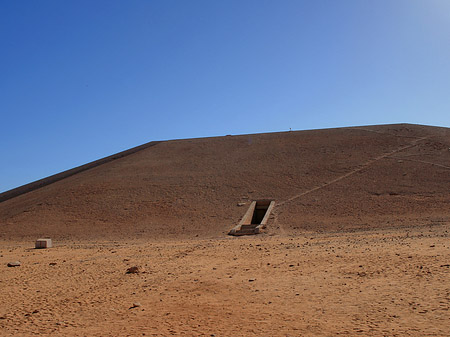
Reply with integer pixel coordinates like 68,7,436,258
0,123,449,335
1,227,449,336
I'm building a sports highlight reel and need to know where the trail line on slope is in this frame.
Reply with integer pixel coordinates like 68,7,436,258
270,209,286,236
388,157,450,170
358,128,427,139
276,136,429,208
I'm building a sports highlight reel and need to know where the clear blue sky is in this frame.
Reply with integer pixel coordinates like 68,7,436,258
1,0,449,192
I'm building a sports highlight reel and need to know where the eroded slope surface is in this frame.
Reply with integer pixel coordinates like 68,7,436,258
0,124,449,240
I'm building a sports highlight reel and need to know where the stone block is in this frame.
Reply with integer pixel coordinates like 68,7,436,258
35,238,52,249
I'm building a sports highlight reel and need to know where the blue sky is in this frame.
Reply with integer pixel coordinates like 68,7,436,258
1,0,449,192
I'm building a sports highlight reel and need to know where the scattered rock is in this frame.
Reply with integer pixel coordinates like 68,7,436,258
126,266,140,274
130,302,141,309
237,202,246,207
7,261,21,267
49,262,57,266
248,278,256,282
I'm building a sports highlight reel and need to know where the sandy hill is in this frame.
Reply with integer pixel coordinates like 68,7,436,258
0,123,449,241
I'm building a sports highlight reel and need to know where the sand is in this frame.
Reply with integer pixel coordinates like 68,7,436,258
1,224,449,336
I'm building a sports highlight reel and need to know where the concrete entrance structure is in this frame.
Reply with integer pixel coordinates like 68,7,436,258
229,200,275,236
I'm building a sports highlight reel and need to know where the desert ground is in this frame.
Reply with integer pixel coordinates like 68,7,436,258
1,124,449,336
1,225,449,336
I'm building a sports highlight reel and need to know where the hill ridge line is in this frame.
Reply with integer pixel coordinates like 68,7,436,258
0,140,162,203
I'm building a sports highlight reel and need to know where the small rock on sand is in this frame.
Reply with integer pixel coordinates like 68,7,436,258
130,302,141,309
7,261,21,267
126,266,140,274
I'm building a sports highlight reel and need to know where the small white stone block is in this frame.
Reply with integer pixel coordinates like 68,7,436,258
35,238,52,249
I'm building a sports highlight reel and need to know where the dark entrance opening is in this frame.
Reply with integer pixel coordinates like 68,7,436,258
251,200,271,224
228,199,275,236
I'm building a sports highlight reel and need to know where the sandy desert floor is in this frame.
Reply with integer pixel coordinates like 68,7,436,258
1,224,449,336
